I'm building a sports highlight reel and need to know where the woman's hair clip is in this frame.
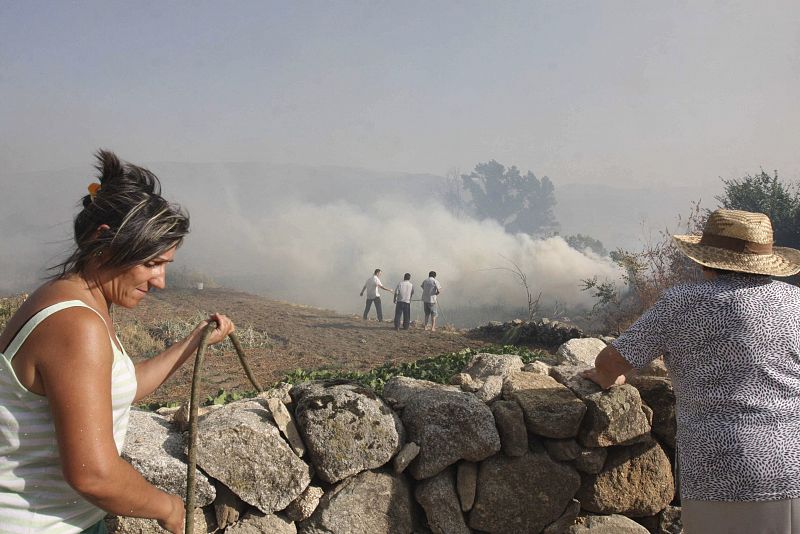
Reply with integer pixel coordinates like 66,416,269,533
87,182,101,201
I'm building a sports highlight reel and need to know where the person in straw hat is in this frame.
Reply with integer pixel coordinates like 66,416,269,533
583,209,800,533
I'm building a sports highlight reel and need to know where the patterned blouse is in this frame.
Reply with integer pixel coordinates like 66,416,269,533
613,274,800,501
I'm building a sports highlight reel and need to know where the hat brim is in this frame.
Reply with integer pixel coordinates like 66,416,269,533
673,235,800,277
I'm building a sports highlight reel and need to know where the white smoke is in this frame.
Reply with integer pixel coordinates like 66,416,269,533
180,197,622,323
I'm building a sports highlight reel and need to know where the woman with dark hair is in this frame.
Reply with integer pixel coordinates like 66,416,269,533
583,209,800,533
0,151,235,533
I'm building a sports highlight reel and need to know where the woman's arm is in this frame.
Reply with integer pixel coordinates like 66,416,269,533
39,310,185,533
133,313,234,401
581,344,633,389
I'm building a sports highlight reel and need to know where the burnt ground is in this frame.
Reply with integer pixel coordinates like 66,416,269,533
113,288,492,405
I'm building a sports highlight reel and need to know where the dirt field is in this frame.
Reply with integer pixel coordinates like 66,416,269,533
113,288,491,405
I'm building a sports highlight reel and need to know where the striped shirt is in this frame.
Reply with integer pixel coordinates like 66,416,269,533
0,301,138,533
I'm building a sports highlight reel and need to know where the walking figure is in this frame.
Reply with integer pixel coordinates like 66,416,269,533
360,268,392,321
393,273,414,330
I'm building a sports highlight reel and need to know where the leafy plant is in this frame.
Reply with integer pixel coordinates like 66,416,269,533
281,345,549,394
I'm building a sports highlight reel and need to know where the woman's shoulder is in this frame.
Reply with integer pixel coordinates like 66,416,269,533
23,279,91,312
10,280,104,331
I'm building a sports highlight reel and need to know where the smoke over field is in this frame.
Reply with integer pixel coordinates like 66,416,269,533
178,194,621,325
1,162,657,327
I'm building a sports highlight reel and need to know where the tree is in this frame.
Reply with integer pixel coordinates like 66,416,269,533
440,167,468,218
716,170,800,248
460,160,558,235
565,234,607,256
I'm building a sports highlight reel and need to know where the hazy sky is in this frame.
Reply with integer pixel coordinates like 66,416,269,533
2,1,798,186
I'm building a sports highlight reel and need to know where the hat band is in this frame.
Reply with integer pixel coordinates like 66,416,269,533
699,233,773,255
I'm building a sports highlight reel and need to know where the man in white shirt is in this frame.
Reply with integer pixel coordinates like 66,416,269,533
421,271,443,332
360,268,392,321
393,273,414,330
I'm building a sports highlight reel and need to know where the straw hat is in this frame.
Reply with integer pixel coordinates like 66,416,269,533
673,209,800,277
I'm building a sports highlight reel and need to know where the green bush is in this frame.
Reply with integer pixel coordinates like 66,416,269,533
281,345,549,395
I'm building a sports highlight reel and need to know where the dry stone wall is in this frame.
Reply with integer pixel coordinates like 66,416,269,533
109,342,681,534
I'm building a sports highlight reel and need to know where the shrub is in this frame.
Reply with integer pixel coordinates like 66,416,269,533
583,202,705,333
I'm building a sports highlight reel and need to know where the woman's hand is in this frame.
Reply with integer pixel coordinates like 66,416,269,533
581,368,626,388
198,313,236,346
579,345,633,389
133,312,235,401
158,494,186,534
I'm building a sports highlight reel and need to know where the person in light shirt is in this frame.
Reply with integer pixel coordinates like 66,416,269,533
393,273,414,330
583,209,800,534
421,271,442,332
360,268,392,322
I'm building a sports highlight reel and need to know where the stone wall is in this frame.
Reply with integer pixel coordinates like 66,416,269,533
110,342,681,534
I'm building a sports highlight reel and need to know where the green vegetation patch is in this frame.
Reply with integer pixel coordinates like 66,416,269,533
281,345,549,395
139,345,549,411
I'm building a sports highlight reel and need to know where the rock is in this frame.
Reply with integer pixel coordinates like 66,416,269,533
155,405,180,417
456,461,477,512
639,357,669,378
266,397,306,456
400,388,500,479
382,376,460,409
543,499,580,534
107,507,214,534
469,451,581,534
462,353,524,381
642,403,654,425
554,372,651,447
285,485,324,523
600,335,617,345
556,338,607,366
394,442,421,474
291,380,405,483
226,511,297,533
576,438,674,517
415,469,470,534
298,470,416,534
549,363,592,385
658,505,683,534
543,438,581,462
123,410,215,507
170,401,192,432
449,372,478,390
196,399,311,513
573,446,607,474
628,376,677,449
567,514,650,533
257,381,294,404
491,400,528,457
474,375,504,403
214,482,246,529
523,360,551,375
502,371,586,439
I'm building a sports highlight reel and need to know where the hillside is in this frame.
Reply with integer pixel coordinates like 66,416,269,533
112,288,492,405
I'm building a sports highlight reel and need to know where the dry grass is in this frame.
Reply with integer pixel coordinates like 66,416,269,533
116,312,273,358
0,293,28,332
115,320,165,358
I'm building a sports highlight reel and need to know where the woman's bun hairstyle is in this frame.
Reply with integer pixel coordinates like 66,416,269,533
52,150,190,277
